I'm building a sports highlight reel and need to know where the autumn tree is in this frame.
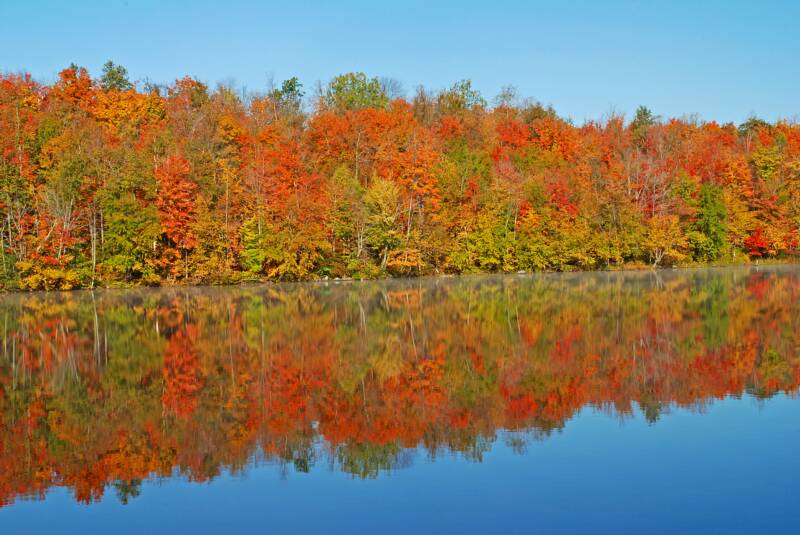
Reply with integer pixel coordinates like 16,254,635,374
155,155,197,278
1,64,799,289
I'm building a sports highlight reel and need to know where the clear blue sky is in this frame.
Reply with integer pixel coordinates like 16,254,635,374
1,0,798,124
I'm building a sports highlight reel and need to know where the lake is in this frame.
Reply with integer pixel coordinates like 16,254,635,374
1,266,799,534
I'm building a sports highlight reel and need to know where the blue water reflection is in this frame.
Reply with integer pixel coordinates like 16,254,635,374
1,267,799,533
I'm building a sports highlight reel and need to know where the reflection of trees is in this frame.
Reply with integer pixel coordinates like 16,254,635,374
1,267,800,505
162,325,204,418
113,479,142,505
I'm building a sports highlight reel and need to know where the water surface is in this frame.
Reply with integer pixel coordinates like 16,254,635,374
1,267,799,533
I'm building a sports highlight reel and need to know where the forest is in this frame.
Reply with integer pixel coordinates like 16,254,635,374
1,62,799,289
1,268,799,505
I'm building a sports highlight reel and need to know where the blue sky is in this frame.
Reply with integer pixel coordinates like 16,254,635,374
1,0,798,124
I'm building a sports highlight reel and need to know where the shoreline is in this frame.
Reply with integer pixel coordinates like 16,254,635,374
2,257,797,294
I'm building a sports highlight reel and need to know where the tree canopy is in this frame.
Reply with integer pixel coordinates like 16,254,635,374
1,64,799,289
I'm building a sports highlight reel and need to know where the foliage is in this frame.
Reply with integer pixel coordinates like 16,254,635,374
693,184,728,261
99,60,133,92
323,72,388,112
1,65,799,289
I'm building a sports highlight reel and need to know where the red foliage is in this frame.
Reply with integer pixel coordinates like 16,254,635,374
744,227,769,257
497,118,530,148
547,182,578,216
437,116,463,139
161,325,205,418
155,155,197,249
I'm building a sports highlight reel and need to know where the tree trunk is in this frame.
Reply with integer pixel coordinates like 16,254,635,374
90,207,97,288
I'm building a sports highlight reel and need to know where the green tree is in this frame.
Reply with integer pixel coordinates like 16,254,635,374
691,184,727,261
100,194,161,283
437,79,486,114
737,116,770,138
324,72,388,112
630,105,657,147
270,77,305,115
99,60,133,91
239,216,266,275
329,165,367,261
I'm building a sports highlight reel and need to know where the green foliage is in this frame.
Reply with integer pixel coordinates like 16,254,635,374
336,442,402,478
737,116,770,138
696,277,729,350
591,199,646,266
100,60,133,91
329,165,366,259
437,79,486,113
437,143,492,201
270,77,304,115
100,194,161,283
692,184,728,261
0,249,15,289
114,480,143,505
324,72,388,112
239,216,266,275
630,105,657,146
447,201,517,272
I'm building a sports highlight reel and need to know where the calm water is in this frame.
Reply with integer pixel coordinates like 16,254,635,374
1,266,799,534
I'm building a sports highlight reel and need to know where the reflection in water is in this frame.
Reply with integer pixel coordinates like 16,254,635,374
1,267,799,507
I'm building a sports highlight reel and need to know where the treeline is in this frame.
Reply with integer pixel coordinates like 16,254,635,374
1,62,799,289
1,268,799,504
